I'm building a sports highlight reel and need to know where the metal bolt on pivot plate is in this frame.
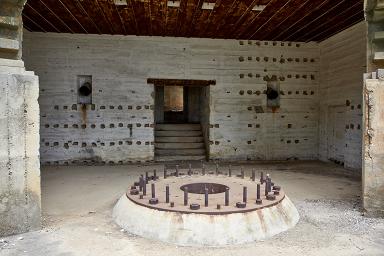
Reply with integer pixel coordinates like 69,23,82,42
236,202,246,208
166,185,170,203
190,203,200,210
273,185,281,191
274,190,280,195
225,188,229,206
266,194,276,201
149,198,159,205
139,194,144,199
130,189,139,195
256,199,262,205
217,204,221,210
170,202,174,207
184,187,188,206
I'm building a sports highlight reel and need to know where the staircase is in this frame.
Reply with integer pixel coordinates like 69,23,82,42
155,124,206,161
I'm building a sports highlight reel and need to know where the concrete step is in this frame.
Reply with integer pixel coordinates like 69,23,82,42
155,148,206,156
155,130,203,137
155,136,204,143
155,155,206,162
156,124,201,131
155,142,204,149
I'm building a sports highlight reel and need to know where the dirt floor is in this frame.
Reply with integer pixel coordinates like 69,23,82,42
1,161,384,256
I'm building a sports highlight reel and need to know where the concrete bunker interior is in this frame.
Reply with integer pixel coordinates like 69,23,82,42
1,0,384,254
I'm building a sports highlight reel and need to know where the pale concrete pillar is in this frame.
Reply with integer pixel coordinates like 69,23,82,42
363,77,384,217
0,0,41,236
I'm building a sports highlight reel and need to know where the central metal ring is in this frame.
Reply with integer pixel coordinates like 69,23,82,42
180,183,228,194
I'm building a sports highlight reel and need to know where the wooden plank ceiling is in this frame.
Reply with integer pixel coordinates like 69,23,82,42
22,0,364,42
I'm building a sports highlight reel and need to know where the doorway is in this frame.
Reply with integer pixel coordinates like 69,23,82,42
154,85,204,124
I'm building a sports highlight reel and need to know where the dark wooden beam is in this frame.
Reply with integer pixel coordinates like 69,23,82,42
73,0,102,34
58,0,88,33
22,13,47,32
24,2,60,32
309,10,364,41
249,0,309,40
147,78,216,86
295,1,363,41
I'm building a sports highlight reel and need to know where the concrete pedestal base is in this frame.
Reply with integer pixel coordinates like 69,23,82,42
0,59,41,236
113,194,299,246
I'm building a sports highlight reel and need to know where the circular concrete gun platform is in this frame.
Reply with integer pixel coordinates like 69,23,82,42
113,166,299,246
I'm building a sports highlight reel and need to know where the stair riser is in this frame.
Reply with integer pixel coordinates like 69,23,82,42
155,155,206,162
155,131,203,137
155,143,204,149
156,137,204,143
156,124,201,131
156,149,206,156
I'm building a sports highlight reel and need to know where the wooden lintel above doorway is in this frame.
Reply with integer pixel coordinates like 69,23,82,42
147,78,216,87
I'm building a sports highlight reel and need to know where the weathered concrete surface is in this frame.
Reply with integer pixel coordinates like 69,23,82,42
23,32,321,164
0,0,26,60
363,78,384,217
113,194,299,246
2,162,384,255
319,22,367,172
0,0,41,237
0,59,41,236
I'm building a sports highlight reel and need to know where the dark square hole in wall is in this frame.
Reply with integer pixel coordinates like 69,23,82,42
266,77,280,108
77,75,92,104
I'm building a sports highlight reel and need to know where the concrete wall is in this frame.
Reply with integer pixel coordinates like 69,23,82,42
23,32,321,164
319,22,367,171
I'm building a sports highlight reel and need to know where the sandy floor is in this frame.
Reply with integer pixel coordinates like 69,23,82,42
1,161,384,256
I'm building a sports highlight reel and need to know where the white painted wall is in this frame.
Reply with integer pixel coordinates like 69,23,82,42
319,22,367,171
23,31,321,164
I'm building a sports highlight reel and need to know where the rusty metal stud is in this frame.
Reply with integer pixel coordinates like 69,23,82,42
190,203,200,210
166,185,170,203
243,186,247,203
251,170,255,181
205,187,209,207
265,180,269,196
188,163,192,176
143,181,147,196
236,202,246,208
184,187,188,206
139,176,144,192
170,202,174,207
217,204,221,210
130,189,139,195
266,193,276,201
153,169,157,180
267,178,272,193
149,198,159,205
229,165,232,177
176,165,179,177
257,184,261,200
260,171,264,184
225,187,229,206
273,185,281,191
151,183,156,198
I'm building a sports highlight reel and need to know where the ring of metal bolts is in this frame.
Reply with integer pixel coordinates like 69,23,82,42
127,163,285,214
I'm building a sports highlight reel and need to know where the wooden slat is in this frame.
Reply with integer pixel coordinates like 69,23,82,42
22,0,365,42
